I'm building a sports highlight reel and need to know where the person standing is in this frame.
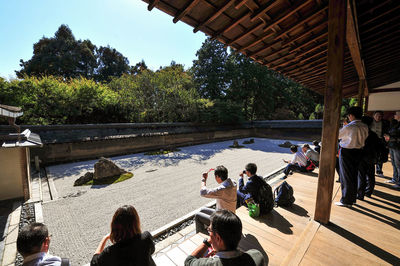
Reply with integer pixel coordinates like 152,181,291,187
370,111,390,176
194,165,237,235
335,106,368,207
384,111,400,189
357,116,380,199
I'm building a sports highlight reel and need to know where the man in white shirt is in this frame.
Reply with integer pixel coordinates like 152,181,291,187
195,165,237,234
336,106,368,207
17,223,69,266
282,145,309,179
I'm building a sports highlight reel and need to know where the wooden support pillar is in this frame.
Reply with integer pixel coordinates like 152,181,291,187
314,0,347,224
364,96,369,113
357,79,364,108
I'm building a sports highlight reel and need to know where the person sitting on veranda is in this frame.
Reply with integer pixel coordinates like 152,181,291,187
236,163,264,208
313,140,321,153
185,210,266,266
282,145,309,179
195,165,237,235
17,222,69,266
91,205,155,266
302,144,320,167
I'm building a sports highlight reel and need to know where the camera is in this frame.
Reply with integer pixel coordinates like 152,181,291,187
243,170,246,174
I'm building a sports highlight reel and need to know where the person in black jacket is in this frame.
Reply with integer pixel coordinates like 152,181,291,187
384,111,400,189
91,205,155,266
370,111,390,176
357,116,380,199
236,163,263,208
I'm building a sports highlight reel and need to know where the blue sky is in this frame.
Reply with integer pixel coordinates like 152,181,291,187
0,0,207,79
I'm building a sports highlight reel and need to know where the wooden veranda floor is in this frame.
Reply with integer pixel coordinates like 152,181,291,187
160,162,400,265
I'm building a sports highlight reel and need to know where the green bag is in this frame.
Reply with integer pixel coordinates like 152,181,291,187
248,202,260,218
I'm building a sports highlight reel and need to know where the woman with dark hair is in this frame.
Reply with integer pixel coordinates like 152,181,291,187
91,205,155,266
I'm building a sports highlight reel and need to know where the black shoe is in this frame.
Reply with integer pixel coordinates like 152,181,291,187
335,179,340,183
281,175,287,180
289,171,294,175
357,196,364,201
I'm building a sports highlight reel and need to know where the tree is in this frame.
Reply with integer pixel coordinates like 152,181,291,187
95,46,130,82
130,60,148,75
16,25,130,82
16,25,97,79
226,52,277,120
191,37,228,99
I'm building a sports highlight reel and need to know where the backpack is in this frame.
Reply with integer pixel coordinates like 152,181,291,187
274,181,295,207
253,176,274,214
305,158,316,171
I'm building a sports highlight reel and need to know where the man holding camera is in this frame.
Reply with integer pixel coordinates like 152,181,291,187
194,165,237,235
236,163,263,208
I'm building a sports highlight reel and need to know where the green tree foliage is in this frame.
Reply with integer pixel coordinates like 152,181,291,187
16,25,97,79
3,31,325,125
95,46,130,82
16,25,130,82
226,52,277,120
191,38,228,99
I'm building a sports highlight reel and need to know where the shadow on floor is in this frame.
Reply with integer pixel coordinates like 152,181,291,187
255,210,293,234
240,233,269,265
280,203,310,217
324,222,400,265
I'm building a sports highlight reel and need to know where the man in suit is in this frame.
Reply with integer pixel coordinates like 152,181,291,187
370,111,390,176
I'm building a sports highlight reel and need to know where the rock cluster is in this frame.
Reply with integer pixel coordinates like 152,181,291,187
74,157,127,186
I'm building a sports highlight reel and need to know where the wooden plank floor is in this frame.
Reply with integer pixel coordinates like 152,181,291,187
161,162,400,265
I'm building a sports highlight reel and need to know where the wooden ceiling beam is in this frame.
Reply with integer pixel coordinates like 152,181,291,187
240,5,327,53
234,0,251,9
261,0,314,33
281,22,327,47
194,0,235,33
261,31,327,67
147,0,160,11
254,30,327,65
362,23,400,42
214,12,251,37
274,41,329,71
346,0,367,83
362,15,399,36
277,48,327,70
249,0,280,22
358,0,392,18
284,56,327,75
173,0,201,23
360,5,400,28
287,31,328,54
227,21,265,46
274,5,328,40
292,64,327,79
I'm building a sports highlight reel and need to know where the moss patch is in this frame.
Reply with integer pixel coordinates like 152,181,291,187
83,172,133,186
229,145,245,148
144,148,181,155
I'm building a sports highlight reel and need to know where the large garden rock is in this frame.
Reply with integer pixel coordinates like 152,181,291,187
93,157,126,180
74,172,93,186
